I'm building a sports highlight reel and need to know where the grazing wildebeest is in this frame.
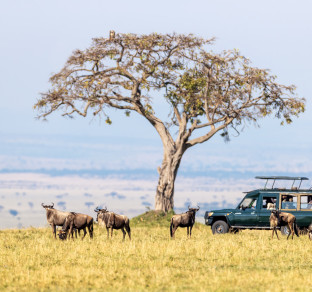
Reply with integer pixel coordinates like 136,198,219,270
94,207,131,241
42,203,76,239
270,209,299,240
58,230,67,240
307,224,312,241
170,206,200,239
62,212,94,240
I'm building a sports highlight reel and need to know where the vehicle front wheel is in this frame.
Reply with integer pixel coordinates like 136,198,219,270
212,220,229,234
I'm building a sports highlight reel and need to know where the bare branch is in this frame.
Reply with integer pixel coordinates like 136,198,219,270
35,32,305,152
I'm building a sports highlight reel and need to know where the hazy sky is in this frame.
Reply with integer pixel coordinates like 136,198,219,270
1,0,312,228
0,0,311,173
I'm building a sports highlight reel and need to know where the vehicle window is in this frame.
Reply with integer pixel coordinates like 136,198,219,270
240,198,257,209
262,196,276,209
281,194,297,210
300,195,312,210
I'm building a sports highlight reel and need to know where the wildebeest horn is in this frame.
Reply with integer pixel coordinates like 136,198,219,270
197,205,200,210
94,206,102,213
51,202,54,208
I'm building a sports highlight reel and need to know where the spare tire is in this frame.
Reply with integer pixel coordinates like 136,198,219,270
280,226,290,236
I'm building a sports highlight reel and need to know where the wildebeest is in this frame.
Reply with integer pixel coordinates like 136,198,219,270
62,212,93,240
94,207,131,241
42,203,76,239
170,206,200,238
270,209,299,240
307,224,312,241
95,207,107,227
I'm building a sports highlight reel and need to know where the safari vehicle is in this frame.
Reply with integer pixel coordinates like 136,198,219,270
204,176,312,234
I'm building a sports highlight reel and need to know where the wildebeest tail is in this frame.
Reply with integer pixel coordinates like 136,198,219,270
125,218,130,231
126,223,131,239
170,218,173,237
294,219,299,237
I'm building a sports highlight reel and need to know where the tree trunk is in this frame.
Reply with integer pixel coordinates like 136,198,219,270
154,147,184,212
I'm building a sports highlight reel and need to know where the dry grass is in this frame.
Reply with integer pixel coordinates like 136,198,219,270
0,222,312,292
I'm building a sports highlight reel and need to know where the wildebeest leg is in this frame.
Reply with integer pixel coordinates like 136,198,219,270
52,224,56,239
81,228,87,240
69,226,74,240
187,226,189,238
121,227,126,241
74,229,78,239
111,227,113,238
106,227,109,239
289,223,295,240
274,228,279,240
89,223,93,239
171,226,178,239
287,224,293,240
190,225,193,238
87,224,93,239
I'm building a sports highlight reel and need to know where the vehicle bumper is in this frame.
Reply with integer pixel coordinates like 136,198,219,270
205,217,213,226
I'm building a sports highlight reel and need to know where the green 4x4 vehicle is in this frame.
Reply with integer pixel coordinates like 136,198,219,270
204,176,312,234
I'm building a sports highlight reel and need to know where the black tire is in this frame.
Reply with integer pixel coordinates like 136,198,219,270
280,226,290,236
212,220,229,234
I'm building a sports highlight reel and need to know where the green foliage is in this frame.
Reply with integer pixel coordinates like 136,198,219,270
131,210,175,227
105,117,112,125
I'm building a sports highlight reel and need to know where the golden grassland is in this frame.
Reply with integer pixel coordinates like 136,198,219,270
1,215,312,291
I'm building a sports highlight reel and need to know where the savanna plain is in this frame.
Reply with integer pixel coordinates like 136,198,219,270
0,212,311,292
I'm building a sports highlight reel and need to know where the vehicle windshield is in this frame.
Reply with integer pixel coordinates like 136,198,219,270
238,198,257,209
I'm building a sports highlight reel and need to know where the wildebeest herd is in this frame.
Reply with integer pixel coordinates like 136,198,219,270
42,203,200,241
42,202,312,241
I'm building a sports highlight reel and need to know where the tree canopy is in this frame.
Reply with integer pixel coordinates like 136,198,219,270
35,32,305,211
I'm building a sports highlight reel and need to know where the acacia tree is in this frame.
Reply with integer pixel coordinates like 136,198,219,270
35,33,305,212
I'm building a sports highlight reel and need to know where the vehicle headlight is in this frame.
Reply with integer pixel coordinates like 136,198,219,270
208,212,214,217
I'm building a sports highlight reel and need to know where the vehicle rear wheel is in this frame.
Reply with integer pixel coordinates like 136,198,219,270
212,220,229,234
280,226,290,236
299,228,308,235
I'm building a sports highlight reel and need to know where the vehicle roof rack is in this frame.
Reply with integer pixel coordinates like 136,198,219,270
255,176,309,190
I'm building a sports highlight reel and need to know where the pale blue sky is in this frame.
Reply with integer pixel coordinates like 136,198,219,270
0,0,311,174
1,0,312,227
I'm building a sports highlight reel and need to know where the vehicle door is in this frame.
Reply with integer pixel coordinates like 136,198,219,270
233,197,259,226
258,194,278,226
282,194,312,228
